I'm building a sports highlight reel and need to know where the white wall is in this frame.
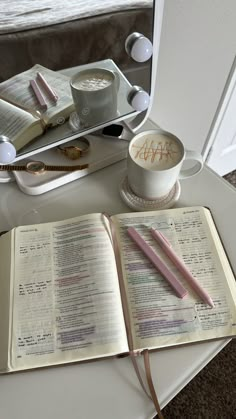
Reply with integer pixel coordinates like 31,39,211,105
150,0,236,153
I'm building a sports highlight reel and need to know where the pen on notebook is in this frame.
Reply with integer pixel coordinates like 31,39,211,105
37,72,59,103
127,227,188,299
150,228,214,308
30,79,47,111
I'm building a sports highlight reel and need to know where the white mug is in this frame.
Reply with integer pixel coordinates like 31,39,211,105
127,129,203,199
70,67,119,128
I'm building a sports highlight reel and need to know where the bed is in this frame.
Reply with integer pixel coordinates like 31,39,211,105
0,0,153,84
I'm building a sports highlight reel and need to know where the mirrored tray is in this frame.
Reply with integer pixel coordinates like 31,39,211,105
14,59,139,162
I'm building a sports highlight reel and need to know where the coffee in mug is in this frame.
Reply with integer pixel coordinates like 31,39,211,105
127,129,203,199
129,131,183,171
70,68,119,127
73,72,113,91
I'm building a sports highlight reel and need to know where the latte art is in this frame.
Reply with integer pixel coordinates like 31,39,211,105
130,133,183,170
73,72,113,91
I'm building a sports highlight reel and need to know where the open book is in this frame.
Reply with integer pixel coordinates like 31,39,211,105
0,64,74,151
0,206,236,374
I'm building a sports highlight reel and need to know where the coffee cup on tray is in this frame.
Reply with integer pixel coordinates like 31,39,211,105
70,67,119,127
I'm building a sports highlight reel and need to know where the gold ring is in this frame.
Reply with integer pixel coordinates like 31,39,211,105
57,137,90,160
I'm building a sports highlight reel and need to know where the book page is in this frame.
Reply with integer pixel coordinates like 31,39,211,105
10,214,128,371
0,64,74,125
0,231,14,372
0,98,43,147
112,207,236,351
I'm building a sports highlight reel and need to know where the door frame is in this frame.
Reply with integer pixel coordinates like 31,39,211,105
202,55,236,171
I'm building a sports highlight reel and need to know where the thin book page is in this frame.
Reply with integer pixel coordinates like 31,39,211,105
9,213,128,371
203,208,236,298
0,231,13,372
111,207,236,351
0,98,43,144
0,64,74,125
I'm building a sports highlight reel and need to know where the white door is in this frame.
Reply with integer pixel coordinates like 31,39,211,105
203,56,236,176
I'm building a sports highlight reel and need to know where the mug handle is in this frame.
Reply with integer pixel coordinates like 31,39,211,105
179,150,203,179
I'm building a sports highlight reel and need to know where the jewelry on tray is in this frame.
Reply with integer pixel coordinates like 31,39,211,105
0,161,89,175
57,137,90,160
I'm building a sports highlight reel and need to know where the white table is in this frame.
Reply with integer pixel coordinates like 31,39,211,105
0,157,235,419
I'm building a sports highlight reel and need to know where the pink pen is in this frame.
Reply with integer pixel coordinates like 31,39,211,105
37,72,59,103
150,228,214,308
127,227,187,299
30,79,47,111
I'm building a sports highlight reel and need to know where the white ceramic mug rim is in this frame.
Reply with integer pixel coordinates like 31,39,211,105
129,129,185,173
70,67,115,92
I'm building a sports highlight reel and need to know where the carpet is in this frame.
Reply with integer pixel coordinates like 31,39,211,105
159,170,236,419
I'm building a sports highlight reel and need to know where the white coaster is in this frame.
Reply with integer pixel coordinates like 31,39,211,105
119,176,181,211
